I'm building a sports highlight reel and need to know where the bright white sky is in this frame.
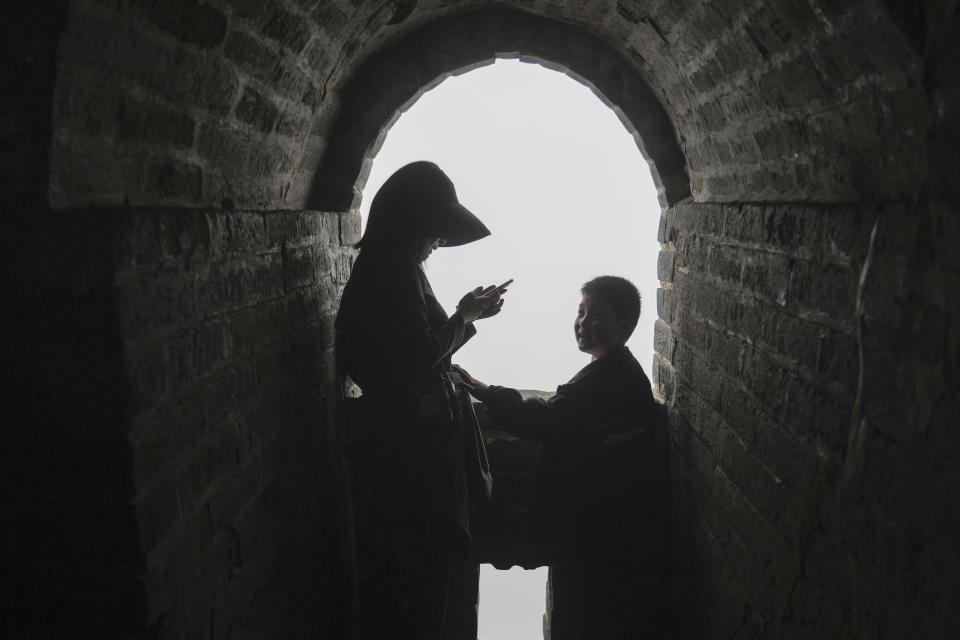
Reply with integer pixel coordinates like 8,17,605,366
358,58,661,640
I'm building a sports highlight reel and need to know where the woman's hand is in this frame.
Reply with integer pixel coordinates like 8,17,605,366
452,364,488,391
456,285,506,324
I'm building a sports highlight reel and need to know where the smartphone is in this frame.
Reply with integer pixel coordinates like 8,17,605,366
492,278,513,294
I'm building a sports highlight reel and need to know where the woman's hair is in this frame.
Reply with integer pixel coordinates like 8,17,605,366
581,276,641,338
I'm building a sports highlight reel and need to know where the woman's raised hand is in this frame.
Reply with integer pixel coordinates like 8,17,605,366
456,284,507,324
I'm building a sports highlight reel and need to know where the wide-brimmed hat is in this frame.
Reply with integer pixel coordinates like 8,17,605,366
363,161,490,247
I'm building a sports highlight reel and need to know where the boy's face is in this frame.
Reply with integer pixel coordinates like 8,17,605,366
574,292,627,359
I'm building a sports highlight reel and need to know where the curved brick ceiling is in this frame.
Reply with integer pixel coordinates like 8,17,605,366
307,8,692,211
48,0,928,210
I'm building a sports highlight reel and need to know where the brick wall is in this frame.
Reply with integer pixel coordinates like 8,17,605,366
308,8,689,211
48,1,929,213
656,195,959,636
49,0,342,209
8,0,959,637
4,205,359,637
656,201,869,634
641,0,927,203
117,207,358,636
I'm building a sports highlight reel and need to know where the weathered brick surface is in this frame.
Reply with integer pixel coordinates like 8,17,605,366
309,7,690,211
7,0,960,638
660,191,960,637
49,0,325,209
104,207,355,638
4,203,353,637
46,0,934,211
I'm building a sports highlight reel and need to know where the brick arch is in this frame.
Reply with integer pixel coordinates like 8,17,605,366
47,1,928,211
306,8,690,212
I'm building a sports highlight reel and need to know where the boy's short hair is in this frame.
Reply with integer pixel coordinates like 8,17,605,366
581,276,641,339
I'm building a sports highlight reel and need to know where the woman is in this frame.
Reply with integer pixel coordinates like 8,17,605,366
334,161,504,639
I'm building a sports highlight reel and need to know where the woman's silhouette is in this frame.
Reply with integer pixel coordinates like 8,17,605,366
335,161,504,639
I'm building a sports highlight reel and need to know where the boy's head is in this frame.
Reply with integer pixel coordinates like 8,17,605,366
575,276,641,359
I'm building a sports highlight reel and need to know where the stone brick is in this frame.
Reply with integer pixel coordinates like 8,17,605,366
117,95,196,148
779,373,851,449
225,300,287,358
164,321,227,393
713,464,759,553
705,243,743,285
687,58,723,95
268,57,315,103
339,211,361,246
260,1,311,54
312,1,350,36
262,211,327,247
207,211,268,256
148,0,228,49
738,346,787,416
334,250,354,284
787,260,856,324
302,30,334,74
197,253,284,315
653,317,675,360
657,247,677,282
275,109,311,138
740,252,791,305
235,86,279,133
671,414,718,509
195,123,252,181
246,138,298,178
155,209,213,263
224,29,279,82
286,284,324,330
657,211,673,244
694,399,784,527
140,157,203,204
686,3,740,54
652,355,675,403
761,204,822,255
656,285,674,322
284,244,327,289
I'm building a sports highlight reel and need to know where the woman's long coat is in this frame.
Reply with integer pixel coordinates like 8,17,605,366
334,246,490,551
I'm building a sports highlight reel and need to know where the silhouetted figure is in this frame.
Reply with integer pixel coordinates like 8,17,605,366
335,162,503,640
459,276,670,639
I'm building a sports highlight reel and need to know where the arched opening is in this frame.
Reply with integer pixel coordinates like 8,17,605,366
307,8,690,214
357,59,662,387
354,58,663,637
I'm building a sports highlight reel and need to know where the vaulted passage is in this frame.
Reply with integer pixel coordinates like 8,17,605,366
4,1,959,638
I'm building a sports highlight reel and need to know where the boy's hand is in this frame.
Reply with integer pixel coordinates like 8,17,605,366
452,364,488,391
